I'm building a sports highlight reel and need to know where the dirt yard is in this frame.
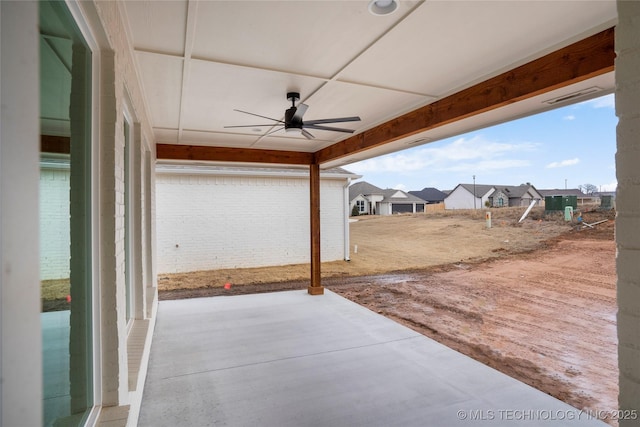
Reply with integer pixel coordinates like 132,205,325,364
159,207,618,425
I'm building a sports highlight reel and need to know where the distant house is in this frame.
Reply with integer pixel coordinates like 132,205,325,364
490,184,543,207
408,187,447,204
445,184,495,210
349,181,427,215
444,183,542,210
349,181,384,215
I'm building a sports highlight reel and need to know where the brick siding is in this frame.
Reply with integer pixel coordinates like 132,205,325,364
156,173,347,273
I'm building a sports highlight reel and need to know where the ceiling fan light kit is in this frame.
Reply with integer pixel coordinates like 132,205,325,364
368,0,399,16
224,92,361,141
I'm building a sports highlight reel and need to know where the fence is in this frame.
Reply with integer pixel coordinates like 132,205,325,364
425,203,445,213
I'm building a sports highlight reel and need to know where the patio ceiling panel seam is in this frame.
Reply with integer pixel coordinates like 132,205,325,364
157,29,614,168
176,0,198,144
313,27,615,166
298,0,430,116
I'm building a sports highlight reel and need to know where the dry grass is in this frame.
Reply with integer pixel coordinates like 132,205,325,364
41,278,70,300
41,278,70,312
158,207,576,292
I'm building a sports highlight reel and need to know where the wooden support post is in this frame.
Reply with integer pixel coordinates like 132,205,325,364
308,163,323,295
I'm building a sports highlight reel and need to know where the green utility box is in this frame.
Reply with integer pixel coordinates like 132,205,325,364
600,195,613,210
545,195,578,212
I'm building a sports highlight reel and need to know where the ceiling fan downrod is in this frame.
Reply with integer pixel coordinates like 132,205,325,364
286,91,300,107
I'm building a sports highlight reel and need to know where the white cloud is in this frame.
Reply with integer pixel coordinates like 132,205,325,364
393,183,407,191
347,135,538,175
564,115,576,121
545,158,580,169
446,159,531,172
347,153,427,174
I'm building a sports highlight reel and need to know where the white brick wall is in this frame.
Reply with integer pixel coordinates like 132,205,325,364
40,167,71,280
616,1,640,423
92,0,158,410
156,172,347,273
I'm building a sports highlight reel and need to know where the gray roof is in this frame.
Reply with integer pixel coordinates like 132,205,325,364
492,184,539,198
457,183,540,199
349,181,426,203
457,184,496,197
349,181,384,200
380,189,426,204
538,189,586,197
409,187,447,203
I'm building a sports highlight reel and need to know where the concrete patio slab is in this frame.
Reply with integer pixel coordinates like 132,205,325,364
139,290,607,427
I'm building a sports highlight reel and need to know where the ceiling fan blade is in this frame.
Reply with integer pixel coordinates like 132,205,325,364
262,126,284,137
293,103,308,121
304,124,356,133
253,126,284,145
224,124,279,128
233,109,284,123
301,129,315,140
304,116,361,125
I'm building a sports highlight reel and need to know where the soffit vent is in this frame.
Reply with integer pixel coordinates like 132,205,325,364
543,87,603,105
405,137,432,146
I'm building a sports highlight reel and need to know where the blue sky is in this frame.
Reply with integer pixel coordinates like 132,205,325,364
345,93,617,193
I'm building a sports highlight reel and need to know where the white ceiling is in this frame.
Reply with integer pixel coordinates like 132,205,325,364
122,0,617,165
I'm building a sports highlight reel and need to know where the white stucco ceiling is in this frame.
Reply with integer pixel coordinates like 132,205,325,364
122,0,617,165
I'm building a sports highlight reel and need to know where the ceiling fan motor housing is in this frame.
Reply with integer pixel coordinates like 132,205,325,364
285,107,303,130
284,92,303,131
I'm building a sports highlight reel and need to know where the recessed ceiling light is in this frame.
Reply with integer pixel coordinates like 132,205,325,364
368,0,398,16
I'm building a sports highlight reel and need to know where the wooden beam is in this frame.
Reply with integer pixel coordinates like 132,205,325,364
41,135,70,154
315,27,615,165
308,163,323,295
156,144,314,165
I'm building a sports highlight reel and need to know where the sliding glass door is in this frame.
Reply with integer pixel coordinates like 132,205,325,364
40,1,93,425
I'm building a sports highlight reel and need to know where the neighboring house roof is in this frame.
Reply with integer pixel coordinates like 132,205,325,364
490,184,541,199
595,191,616,197
456,184,496,198
450,183,542,199
538,189,586,197
408,187,447,203
380,189,426,204
349,181,426,204
349,181,384,201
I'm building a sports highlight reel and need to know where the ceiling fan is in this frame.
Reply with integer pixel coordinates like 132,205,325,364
224,92,361,140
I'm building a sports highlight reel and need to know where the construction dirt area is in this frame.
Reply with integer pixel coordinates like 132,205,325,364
159,207,618,425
